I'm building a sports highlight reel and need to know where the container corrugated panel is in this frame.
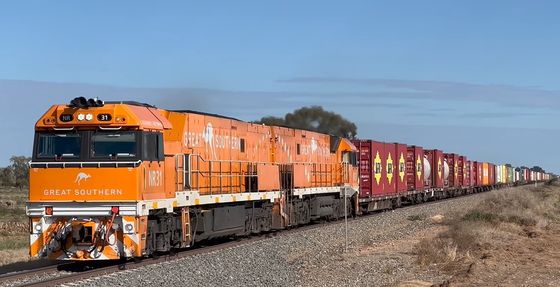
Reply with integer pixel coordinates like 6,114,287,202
496,165,503,184
515,171,519,182
466,161,472,187
406,146,424,191
473,161,482,186
482,162,489,185
462,157,468,186
424,149,444,188
457,156,464,187
352,140,387,198
444,153,460,187
488,163,496,185
384,143,397,195
472,161,479,186
394,143,407,193
507,167,514,183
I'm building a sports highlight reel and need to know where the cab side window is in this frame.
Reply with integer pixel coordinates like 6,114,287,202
143,132,164,161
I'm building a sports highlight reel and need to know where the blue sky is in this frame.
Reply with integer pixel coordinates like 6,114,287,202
0,1,559,172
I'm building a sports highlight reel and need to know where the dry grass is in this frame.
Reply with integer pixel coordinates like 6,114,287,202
0,186,29,266
0,248,30,266
416,182,560,276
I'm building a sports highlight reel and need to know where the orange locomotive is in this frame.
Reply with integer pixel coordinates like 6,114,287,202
27,98,359,260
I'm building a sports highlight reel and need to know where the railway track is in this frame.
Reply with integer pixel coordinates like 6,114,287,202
1,187,506,287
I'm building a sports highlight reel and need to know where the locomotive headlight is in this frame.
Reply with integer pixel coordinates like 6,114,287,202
77,114,85,121
34,224,42,232
125,223,134,232
85,114,93,121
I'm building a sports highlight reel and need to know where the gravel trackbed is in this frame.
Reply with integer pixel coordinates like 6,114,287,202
72,191,498,287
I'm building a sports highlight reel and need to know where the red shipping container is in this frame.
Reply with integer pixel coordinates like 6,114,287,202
462,156,468,187
466,160,473,187
407,146,424,191
424,149,444,188
351,140,388,198
394,143,407,194
384,143,397,195
472,161,478,186
444,153,460,187
458,156,465,187
477,162,483,186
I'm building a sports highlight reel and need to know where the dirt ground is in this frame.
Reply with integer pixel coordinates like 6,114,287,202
366,183,560,287
427,183,560,287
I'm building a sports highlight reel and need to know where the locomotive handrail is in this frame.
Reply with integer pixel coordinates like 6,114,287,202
175,153,350,194
29,160,142,168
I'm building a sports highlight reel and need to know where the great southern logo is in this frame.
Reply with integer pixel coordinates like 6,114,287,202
75,172,91,185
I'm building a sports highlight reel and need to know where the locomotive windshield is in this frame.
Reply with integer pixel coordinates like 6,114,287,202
35,133,81,159
91,131,138,159
33,130,161,162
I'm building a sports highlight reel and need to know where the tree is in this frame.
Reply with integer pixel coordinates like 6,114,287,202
255,106,358,139
8,156,31,189
256,116,285,126
0,167,15,187
531,166,545,173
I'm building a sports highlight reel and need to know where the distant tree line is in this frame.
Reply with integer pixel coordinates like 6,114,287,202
254,106,357,139
0,156,31,189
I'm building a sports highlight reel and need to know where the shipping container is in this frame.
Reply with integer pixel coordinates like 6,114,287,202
482,162,489,185
394,143,408,193
515,170,520,183
458,156,465,186
406,146,424,191
519,168,526,182
507,166,514,183
488,163,496,185
352,140,389,198
384,143,396,194
472,161,479,186
424,149,444,189
444,153,460,187
465,160,473,187
495,165,502,184
523,168,530,183
462,157,468,186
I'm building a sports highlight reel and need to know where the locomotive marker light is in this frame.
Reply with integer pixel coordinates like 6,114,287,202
85,114,93,121
125,223,134,232
111,206,120,215
77,114,85,121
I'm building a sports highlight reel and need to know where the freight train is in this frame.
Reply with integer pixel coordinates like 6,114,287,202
27,98,551,261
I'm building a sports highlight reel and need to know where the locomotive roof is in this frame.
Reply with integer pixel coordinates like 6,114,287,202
170,109,242,122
